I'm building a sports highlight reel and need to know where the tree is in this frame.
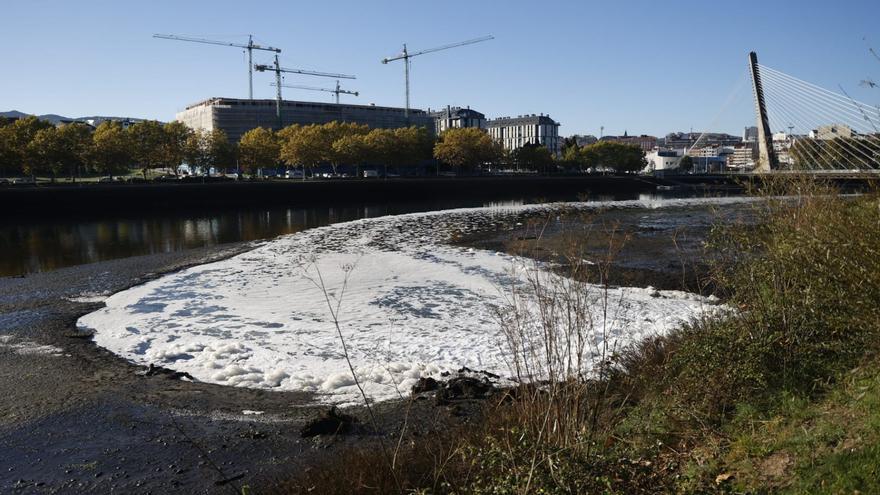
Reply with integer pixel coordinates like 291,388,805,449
183,129,209,175
57,123,92,180
26,127,64,180
575,141,646,173
393,126,434,171
511,142,554,173
128,120,168,179
205,129,235,175
279,124,325,176
2,116,53,177
89,121,132,179
161,121,191,174
239,127,280,176
332,133,371,177
363,128,397,176
26,125,90,181
433,127,502,173
182,128,233,176
322,122,369,175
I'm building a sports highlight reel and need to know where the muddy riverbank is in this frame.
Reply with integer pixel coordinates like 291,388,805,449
0,198,754,493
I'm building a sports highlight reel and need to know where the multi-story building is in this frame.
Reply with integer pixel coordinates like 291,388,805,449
176,97,434,143
570,134,598,147
645,148,684,171
726,145,757,170
486,114,561,155
428,106,486,133
600,132,658,152
662,132,743,149
810,124,852,140
744,126,759,143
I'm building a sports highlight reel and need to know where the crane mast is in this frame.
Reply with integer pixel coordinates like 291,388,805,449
254,60,356,126
153,33,281,100
382,35,494,118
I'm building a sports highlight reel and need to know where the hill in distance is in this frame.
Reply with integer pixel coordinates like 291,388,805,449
1,110,151,125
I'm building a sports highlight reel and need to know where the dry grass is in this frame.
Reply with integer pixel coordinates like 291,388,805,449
274,179,880,494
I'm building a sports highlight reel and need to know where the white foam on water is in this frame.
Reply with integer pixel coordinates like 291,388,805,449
77,197,748,404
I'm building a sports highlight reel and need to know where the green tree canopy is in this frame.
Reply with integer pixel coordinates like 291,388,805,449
162,121,191,173
2,116,54,176
89,121,132,178
279,124,324,174
433,127,501,171
128,120,168,179
239,127,280,175
511,142,555,173
575,141,646,173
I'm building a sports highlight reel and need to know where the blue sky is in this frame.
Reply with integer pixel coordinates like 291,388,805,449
3,0,879,137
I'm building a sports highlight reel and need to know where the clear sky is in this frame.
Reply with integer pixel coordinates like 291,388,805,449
3,0,879,137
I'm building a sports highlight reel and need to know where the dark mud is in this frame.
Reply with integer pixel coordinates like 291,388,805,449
455,202,756,294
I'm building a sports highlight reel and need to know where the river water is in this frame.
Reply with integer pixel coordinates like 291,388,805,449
0,191,715,277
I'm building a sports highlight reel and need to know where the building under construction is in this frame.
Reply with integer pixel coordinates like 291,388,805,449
176,97,433,142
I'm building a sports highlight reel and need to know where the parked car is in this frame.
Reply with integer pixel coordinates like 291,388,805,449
12,177,37,185
363,170,379,178
285,170,304,179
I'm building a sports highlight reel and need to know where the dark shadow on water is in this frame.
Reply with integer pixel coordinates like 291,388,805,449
0,191,712,277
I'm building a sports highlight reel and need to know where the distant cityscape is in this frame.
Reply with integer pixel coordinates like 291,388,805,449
2,99,868,174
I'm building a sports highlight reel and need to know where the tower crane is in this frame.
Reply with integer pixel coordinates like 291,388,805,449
152,34,281,99
255,55,355,125
382,35,494,118
270,81,359,104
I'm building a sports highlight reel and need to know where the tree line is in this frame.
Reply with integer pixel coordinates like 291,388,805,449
1,115,650,180
0,116,233,181
561,139,648,173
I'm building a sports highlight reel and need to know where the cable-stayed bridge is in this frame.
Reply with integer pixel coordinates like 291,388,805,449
690,52,880,175
750,52,880,173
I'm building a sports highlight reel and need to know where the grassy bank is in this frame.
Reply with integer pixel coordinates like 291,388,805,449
276,179,879,494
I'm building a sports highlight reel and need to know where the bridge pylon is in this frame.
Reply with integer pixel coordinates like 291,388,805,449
749,51,778,172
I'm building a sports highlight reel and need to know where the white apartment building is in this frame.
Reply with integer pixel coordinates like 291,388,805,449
486,114,560,155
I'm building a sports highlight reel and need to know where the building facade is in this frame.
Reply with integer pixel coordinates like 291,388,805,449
645,149,683,171
486,114,560,155
176,97,434,143
662,132,743,149
744,126,759,143
600,132,658,152
810,124,853,140
429,106,486,133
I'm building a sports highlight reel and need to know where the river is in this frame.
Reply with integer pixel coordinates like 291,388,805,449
0,191,709,277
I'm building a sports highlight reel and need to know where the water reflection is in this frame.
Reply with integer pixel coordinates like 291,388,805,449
0,192,691,277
